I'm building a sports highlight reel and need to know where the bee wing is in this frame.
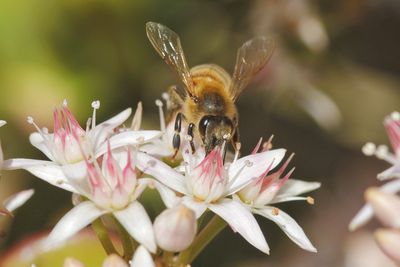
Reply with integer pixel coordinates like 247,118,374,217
146,22,195,98
230,37,275,101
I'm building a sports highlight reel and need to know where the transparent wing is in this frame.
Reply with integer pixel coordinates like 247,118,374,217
146,22,195,97
230,37,275,101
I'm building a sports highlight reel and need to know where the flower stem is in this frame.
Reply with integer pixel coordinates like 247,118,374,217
111,215,137,261
92,217,118,255
178,215,227,265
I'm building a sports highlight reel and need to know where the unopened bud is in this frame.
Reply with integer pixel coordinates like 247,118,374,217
102,254,128,267
365,187,400,228
154,204,197,252
374,229,400,264
63,258,85,267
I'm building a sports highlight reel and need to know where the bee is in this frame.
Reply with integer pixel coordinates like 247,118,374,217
146,22,275,156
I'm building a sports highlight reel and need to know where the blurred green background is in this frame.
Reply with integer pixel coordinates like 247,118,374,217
0,0,400,266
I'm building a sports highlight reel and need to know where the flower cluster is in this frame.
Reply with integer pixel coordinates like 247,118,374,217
350,111,400,264
1,99,320,266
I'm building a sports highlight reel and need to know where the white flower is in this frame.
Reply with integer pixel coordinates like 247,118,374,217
236,151,320,253
350,112,400,231
3,100,161,193
44,145,157,253
136,145,286,254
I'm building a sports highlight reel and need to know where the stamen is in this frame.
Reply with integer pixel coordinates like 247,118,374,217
27,116,48,140
131,102,142,131
307,196,315,205
86,118,92,133
63,99,68,107
233,142,241,162
362,142,376,156
155,99,166,132
91,100,100,129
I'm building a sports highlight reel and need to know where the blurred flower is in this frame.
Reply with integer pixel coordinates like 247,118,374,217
137,145,286,254
153,204,197,252
62,246,155,267
236,139,319,252
44,145,156,253
350,112,400,231
3,100,161,192
0,121,34,218
374,229,400,265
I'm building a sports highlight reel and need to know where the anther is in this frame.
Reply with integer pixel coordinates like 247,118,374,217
63,99,68,107
376,145,389,159
272,208,280,216
391,111,400,121
91,100,100,129
307,196,315,205
362,142,376,156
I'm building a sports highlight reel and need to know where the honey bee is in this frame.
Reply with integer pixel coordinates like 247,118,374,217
146,22,275,155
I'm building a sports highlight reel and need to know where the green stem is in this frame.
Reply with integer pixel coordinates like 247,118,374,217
92,217,118,255
111,215,137,261
178,215,227,265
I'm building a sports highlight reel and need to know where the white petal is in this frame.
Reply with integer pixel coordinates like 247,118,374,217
209,199,269,254
227,149,286,195
182,196,207,218
90,108,132,148
29,132,55,161
140,141,172,158
95,130,162,157
377,164,400,180
349,204,373,231
255,207,317,252
45,201,105,248
277,179,321,198
151,179,180,208
3,189,34,212
0,120,6,127
130,246,155,267
2,159,77,193
113,201,157,253
136,152,187,194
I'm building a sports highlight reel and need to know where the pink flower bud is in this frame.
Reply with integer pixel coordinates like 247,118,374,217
154,204,197,252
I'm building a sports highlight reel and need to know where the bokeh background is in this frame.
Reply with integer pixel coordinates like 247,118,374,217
0,0,400,266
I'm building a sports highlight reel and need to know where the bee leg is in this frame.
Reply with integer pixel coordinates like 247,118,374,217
187,123,196,154
172,112,182,159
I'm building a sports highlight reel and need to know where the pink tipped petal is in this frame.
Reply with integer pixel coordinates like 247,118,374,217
2,159,77,193
276,179,321,198
255,207,317,252
29,133,55,161
349,204,374,231
3,189,34,212
227,149,286,195
46,201,105,248
209,199,270,254
182,197,207,218
90,108,132,148
136,152,187,194
113,201,157,253
96,131,162,157
130,246,155,267
374,229,400,264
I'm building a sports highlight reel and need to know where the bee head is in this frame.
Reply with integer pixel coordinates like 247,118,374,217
199,115,235,153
